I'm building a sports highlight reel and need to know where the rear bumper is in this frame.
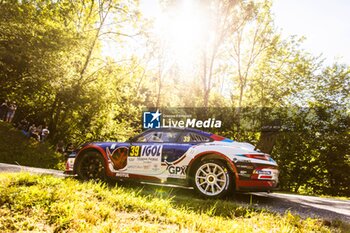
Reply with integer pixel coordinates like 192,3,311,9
237,180,279,192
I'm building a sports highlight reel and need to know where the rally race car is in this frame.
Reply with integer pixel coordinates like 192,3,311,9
65,128,279,198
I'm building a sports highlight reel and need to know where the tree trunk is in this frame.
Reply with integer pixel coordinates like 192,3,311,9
156,74,162,108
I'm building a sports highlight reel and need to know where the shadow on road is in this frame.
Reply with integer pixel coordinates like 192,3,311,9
115,180,350,222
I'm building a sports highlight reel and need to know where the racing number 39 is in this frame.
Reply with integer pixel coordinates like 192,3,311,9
129,146,140,157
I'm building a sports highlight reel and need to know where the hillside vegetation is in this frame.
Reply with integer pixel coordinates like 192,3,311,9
0,173,347,233
0,122,64,170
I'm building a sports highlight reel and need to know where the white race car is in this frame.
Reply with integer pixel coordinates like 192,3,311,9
65,128,279,198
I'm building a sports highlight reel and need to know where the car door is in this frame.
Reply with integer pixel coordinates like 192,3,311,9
159,129,187,163
126,129,186,176
126,132,160,175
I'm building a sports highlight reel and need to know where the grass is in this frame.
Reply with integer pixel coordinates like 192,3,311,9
0,122,64,170
0,173,349,233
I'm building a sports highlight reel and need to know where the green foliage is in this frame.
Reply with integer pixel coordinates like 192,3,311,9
0,0,142,144
0,173,346,232
0,122,64,170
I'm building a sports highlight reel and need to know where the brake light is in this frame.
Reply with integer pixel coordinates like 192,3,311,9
260,175,273,179
66,158,75,171
245,154,269,161
210,134,225,141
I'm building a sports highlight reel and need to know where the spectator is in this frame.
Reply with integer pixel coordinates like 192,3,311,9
18,118,29,131
23,119,30,131
28,124,35,135
41,126,50,142
36,124,43,136
18,118,30,136
6,101,17,123
56,140,65,153
0,100,8,121
28,124,40,141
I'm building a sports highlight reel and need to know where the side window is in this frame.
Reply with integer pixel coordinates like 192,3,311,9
135,131,181,143
135,135,147,142
179,132,211,143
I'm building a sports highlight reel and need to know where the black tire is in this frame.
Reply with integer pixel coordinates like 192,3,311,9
76,150,107,181
192,160,234,198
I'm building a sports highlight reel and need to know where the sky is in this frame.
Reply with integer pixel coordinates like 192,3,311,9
107,0,350,66
272,0,350,65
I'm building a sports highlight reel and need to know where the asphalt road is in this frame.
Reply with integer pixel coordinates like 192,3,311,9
0,162,66,177
235,192,350,222
0,162,349,222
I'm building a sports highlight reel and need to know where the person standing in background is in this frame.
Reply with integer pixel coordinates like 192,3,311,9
6,101,17,123
41,126,50,142
28,124,40,141
36,125,43,137
0,100,8,121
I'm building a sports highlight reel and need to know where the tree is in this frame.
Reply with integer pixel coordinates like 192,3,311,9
0,0,142,143
199,0,254,108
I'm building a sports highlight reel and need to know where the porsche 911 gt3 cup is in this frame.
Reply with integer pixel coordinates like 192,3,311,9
65,128,279,198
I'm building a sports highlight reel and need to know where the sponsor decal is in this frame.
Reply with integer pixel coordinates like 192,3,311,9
129,146,141,157
168,165,186,175
165,161,187,177
106,147,128,170
142,145,162,157
239,159,252,163
236,162,255,180
239,170,251,178
236,164,254,169
253,170,272,175
128,145,162,157
127,145,162,173
115,173,129,178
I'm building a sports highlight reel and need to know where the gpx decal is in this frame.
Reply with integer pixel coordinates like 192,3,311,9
165,161,187,178
127,145,163,174
168,165,186,175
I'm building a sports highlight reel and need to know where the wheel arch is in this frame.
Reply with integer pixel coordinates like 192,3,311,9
73,145,113,176
186,151,239,190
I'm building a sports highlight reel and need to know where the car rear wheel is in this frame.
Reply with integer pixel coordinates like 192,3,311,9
76,151,106,181
193,160,233,198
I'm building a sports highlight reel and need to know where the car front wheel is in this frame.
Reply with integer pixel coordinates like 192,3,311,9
76,151,106,181
193,160,233,198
